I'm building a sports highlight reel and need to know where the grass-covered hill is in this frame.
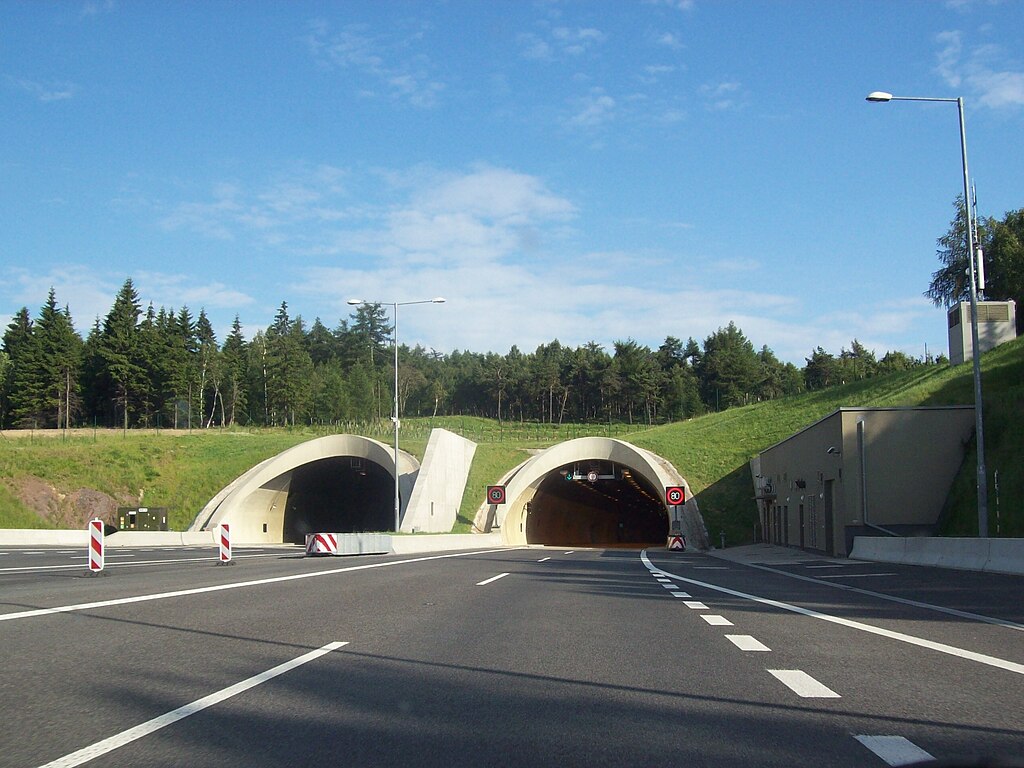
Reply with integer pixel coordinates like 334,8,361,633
1,337,1021,542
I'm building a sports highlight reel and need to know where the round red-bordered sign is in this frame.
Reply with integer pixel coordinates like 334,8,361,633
665,486,685,505
487,485,506,505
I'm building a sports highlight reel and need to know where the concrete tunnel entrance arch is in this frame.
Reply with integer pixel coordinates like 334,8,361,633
189,435,419,544
480,437,706,549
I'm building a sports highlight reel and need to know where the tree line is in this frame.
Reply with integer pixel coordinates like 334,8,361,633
1,278,948,432
4,195,1018,431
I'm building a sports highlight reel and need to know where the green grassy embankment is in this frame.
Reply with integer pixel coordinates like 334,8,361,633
1,336,1020,540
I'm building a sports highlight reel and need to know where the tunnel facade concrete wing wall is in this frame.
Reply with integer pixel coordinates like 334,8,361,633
480,437,707,549
189,434,420,544
402,428,477,533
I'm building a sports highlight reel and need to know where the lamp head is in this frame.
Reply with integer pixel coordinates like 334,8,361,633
431,297,446,304
347,299,363,306
866,91,893,103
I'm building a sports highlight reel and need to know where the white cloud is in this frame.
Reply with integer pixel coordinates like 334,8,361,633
936,30,1024,108
653,32,683,49
552,27,607,56
520,26,607,60
700,80,744,111
644,0,697,11
2,266,115,329
568,89,617,127
304,21,444,108
0,266,254,339
122,163,947,363
5,76,76,102
161,166,354,242
80,0,115,17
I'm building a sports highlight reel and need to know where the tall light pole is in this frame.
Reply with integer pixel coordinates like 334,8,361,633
866,91,988,536
347,297,446,532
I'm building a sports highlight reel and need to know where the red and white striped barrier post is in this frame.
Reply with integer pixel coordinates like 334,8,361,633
87,517,104,574
305,532,339,556
218,523,234,565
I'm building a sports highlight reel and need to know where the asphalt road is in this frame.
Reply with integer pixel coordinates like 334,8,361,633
1,545,1022,767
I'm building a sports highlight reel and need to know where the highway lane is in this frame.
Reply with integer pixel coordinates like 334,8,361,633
1,547,1022,767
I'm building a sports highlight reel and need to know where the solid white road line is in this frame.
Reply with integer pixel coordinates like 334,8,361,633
768,669,840,698
37,641,349,768
642,551,1024,676
805,565,845,569
817,572,899,579
476,572,511,586
854,735,934,766
683,601,708,610
725,634,771,652
0,548,515,623
701,615,734,626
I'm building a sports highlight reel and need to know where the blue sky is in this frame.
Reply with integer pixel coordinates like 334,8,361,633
3,0,1023,364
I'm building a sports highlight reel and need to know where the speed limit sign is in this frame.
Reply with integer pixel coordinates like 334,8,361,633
665,486,685,505
487,485,507,505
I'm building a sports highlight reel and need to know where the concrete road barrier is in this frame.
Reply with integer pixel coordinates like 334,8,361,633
852,536,1024,576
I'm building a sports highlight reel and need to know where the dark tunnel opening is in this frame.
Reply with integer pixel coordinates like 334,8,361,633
282,457,394,544
525,461,668,548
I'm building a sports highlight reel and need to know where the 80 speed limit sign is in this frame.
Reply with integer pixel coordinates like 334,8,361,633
487,485,507,505
665,486,686,505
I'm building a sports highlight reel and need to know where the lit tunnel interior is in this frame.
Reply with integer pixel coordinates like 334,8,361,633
524,461,668,548
282,457,394,544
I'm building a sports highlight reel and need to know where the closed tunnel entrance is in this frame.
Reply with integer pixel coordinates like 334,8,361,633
525,461,667,548
282,457,394,543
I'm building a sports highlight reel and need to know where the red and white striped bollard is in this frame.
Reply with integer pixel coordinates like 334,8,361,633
88,518,104,574
218,523,234,565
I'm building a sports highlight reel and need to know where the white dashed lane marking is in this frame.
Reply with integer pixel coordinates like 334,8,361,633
768,669,840,698
724,635,771,652
683,601,708,610
700,615,734,626
476,572,511,586
854,735,934,766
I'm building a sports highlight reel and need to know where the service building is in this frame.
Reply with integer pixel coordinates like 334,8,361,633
752,406,976,556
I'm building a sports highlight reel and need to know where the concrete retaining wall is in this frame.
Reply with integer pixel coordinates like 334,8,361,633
0,529,217,547
0,528,506,555
391,532,504,554
316,532,506,555
0,530,91,546
851,536,1024,576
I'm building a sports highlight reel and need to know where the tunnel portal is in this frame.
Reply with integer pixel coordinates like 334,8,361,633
282,456,393,544
524,461,668,548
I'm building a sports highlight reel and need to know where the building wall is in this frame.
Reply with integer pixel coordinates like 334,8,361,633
948,300,1017,365
758,407,975,556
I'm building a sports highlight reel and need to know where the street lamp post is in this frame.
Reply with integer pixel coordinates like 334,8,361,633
866,91,988,536
347,297,445,533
